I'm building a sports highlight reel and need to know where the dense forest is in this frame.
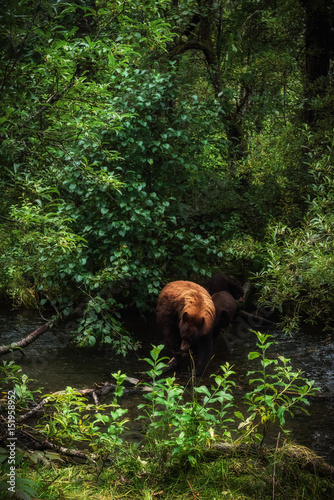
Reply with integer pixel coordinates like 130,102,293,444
1,0,334,343
1,2,334,498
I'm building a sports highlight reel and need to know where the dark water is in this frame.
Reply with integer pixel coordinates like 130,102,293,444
1,309,333,464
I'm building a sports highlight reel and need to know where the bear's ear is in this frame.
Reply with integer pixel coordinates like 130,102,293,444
182,312,189,323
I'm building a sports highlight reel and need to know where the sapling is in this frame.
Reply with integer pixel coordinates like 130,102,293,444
138,345,236,468
237,330,319,446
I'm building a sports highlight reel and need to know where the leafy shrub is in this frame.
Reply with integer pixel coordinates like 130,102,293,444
236,331,318,445
138,345,236,468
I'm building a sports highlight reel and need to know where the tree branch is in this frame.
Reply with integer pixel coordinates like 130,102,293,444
19,380,152,422
0,320,53,356
17,73,80,130
171,40,215,64
238,309,276,326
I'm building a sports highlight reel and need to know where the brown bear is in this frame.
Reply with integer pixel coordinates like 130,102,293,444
206,273,244,301
212,291,237,341
156,280,216,375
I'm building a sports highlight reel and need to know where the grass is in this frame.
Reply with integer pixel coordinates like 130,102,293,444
19,443,334,500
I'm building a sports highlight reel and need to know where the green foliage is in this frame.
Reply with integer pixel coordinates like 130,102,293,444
254,129,334,331
239,124,310,228
237,331,319,445
0,445,40,500
0,361,41,409
74,295,139,354
36,372,129,472
89,371,129,460
0,0,224,351
0,199,86,307
138,345,236,468
37,388,97,448
165,0,303,135
1,5,333,497
0,0,228,350
0,364,54,500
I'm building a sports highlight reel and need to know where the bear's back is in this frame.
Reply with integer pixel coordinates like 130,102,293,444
206,273,244,300
157,280,215,329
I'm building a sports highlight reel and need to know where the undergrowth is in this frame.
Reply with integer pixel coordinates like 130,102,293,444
1,332,332,500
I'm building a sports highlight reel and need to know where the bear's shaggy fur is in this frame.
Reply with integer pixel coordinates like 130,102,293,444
212,291,237,340
156,280,216,375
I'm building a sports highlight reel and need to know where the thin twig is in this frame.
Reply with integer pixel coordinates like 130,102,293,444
93,3,126,41
91,391,100,409
272,432,280,500
187,478,199,500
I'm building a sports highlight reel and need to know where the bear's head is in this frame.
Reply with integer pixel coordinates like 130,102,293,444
228,281,244,301
179,311,205,352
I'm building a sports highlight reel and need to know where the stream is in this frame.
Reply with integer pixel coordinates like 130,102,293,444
1,308,333,465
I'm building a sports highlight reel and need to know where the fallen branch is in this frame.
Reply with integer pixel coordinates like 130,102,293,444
238,309,276,326
91,391,100,408
19,436,334,480
19,381,152,422
43,439,93,461
0,320,53,356
0,303,88,357
19,397,52,422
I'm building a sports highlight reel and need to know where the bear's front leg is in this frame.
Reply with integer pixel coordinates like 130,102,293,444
162,323,181,354
195,334,213,376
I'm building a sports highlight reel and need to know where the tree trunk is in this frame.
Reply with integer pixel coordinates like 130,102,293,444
301,0,332,125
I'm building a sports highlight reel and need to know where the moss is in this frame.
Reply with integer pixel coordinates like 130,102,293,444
20,444,334,500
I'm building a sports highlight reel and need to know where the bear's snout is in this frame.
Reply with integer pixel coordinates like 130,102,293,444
180,340,190,352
